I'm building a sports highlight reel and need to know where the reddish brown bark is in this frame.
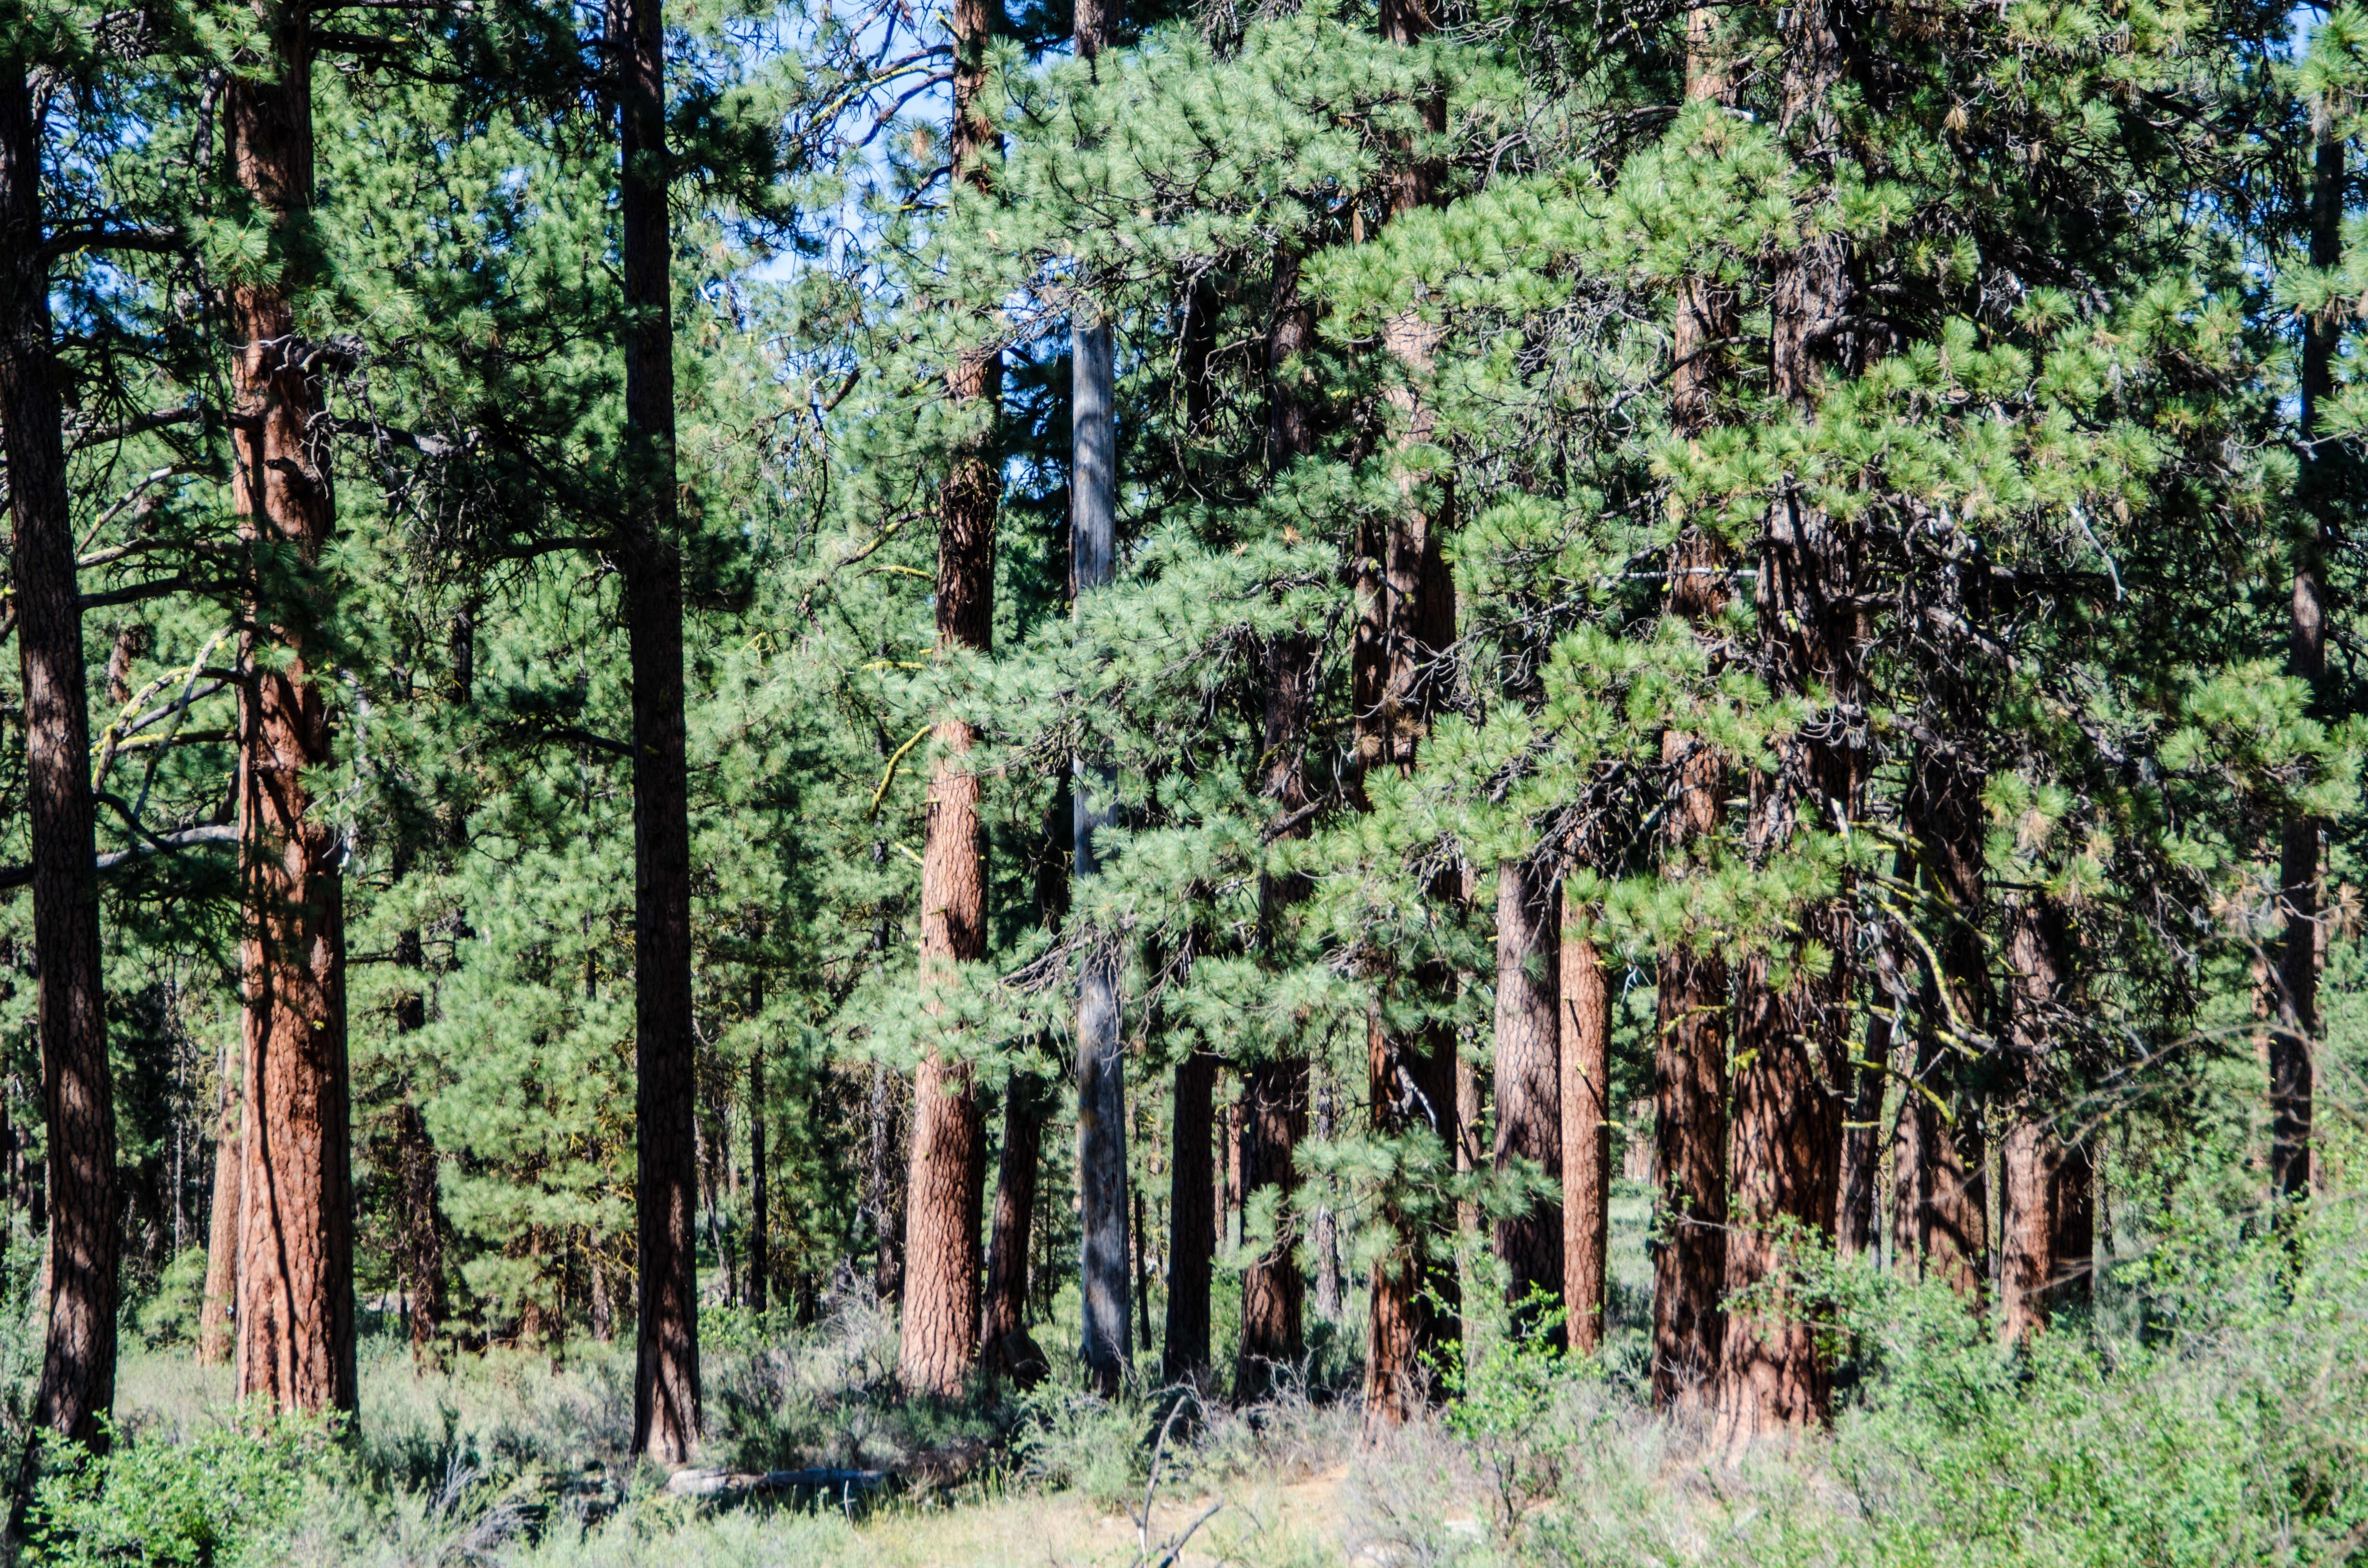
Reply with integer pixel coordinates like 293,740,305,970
1560,902,1611,1356
1653,727,1728,1414
224,5,355,1420
1998,895,2070,1347
1492,860,1562,1326
1714,0,1867,1445
197,1040,241,1367
1163,1051,1218,1379
1236,1054,1307,1395
606,0,703,1463
897,0,1002,1399
3,56,118,1448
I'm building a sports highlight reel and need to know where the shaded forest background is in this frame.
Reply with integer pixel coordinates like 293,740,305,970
6,0,2368,1556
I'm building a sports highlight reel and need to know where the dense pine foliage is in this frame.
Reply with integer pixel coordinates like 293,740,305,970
5,0,2368,1554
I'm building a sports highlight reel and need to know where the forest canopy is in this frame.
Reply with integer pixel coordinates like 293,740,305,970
3,0,2368,1558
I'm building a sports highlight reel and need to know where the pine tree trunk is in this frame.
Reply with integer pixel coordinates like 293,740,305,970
197,1040,241,1366
1652,731,1728,1413
1239,619,1316,1395
1714,0,1865,1445
224,7,355,1419
1492,860,1562,1327
390,927,449,1370
609,0,702,1465
749,1043,768,1315
1910,750,1990,1304
1162,1051,1217,1379
867,1062,906,1302
895,0,1003,1401
2274,129,2341,1204
1072,303,1129,1396
1560,900,1610,1357
1650,5,1739,1404
1361,0,1460,1434
2050,1136,2094,1310
1839,848,1913,1257
1998,895,2069,1346
2,58,117,1447
1312,1068,1343,1320
1235,1054,1307,1395
981,1074,1044,1378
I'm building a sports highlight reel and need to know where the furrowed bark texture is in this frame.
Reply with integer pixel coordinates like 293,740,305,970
981,1074,1043,1380
1492,860,1562,1326
611,0,701,1463
197,1040,241,1366
227,5,355,1419
1715,0,1864,1447
1163,1051,1218,1379
1653,719,1728,1413
898,0,1004,1399
3,56,118,1447
1909,745,1989,1305
1073,293,1128,1393
1239,623,1317,1393
1361,0,1461,1438
1236,1053,1308,1394
1651,6,1738,1412
1998,896,2069,1346
1560,902,1611,1356
2274,127,2341,1203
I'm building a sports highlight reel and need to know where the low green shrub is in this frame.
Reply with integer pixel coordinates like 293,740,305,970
28,1409,343,1568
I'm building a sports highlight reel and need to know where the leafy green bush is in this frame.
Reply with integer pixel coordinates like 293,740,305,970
132,1250,210,1352
29,1409,343,1568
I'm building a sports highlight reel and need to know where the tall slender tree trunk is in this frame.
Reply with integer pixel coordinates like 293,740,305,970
1163,1051,1217,1379
1840,849,1913,1258
1714,0,1863,1447
1998,894,2069,1346
1357,0,1464,1438
389,919,450,1370
1072,30,1130,1381
2,57,117,1448
1909,748,1989,1303
1651,7,1738,1415
609,0,701,1463
1560,891,1610,1356
1239,613,1316,1394
1492,859,1562,1327
982,1074,1045,1381
197,1040,241,1366
898,0,1004,1399
224,4,354,1419
749,1041,768,1315
2274,125,2342,1204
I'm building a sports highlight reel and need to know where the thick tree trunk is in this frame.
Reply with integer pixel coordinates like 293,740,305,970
1910,749,1990,1305
1560,897,1610,1356
2,58,117,1447
1163,1051,1217,1378
1361,1,1460,1434
1650,8,1738,1401
982,1074,1044,1381
224,7,355,1419
1998,895,2070,1346
611,0,701,1464
897,0,1004,1399
2050,1136,2094,1310
1714,0,1865,1446
1235,1054,1307,1395
1492,860,1562,1327
2273,131,2341,1204
197,1040,241,1366
1652,728,1728,1413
